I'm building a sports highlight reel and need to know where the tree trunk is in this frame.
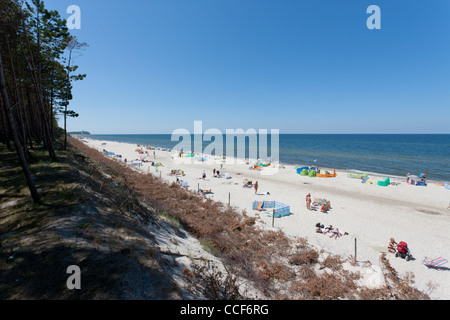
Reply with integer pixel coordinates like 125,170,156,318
5,33,29,159
21,21,57,161
0,50,40,203
0,98,12,149
64,50,73,150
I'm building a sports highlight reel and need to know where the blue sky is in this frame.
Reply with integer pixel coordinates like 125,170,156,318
44,0,450,134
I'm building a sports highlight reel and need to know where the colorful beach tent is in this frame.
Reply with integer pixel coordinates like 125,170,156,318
171,169,185,176
296,167,317,174
316,170,337,178
377,177,390,186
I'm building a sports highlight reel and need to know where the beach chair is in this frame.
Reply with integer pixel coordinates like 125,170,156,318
243,179,253,188
321,200,331,213
422,257,448,269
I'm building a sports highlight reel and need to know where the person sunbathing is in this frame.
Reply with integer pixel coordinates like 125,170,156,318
328,228,348,239
315,223,333,234
199,188,212,194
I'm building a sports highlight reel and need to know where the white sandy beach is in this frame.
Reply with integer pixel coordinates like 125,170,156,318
79,137,450,300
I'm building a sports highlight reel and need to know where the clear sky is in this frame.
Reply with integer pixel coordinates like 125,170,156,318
44,0,450,134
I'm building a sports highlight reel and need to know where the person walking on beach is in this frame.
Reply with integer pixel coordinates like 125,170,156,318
254,181,259,194
213,168,216,177
306,193,311,210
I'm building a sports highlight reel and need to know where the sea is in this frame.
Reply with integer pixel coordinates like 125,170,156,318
78,134,450,182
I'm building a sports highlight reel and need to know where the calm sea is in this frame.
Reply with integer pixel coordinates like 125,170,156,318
79,134,450,182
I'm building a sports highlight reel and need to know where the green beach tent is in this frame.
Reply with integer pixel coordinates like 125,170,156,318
377,177,390,186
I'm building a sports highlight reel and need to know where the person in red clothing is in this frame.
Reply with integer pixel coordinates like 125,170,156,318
306,193,311,210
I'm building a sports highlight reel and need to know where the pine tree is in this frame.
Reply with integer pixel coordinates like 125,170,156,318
0,0,87,202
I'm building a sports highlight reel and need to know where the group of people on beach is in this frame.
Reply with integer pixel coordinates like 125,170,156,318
315,223,348,239
310,193,347,239
200,168,224,179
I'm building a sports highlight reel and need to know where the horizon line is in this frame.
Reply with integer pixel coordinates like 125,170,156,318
72,132,450,135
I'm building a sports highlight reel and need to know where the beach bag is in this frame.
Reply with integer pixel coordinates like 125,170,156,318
397,241,408,254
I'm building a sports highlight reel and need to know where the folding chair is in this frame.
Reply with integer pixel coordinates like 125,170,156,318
422,257,448,269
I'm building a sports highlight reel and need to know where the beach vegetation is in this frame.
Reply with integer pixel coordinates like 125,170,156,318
157,211,180,230
0,137,183,299
0,0,87,203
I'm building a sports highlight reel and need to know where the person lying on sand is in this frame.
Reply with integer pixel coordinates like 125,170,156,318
198,189,212,195
315,223,333,234
315,223,347,239
328,228,348,239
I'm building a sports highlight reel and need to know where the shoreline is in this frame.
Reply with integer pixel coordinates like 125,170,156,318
75,135,448,184
74,135,450,300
